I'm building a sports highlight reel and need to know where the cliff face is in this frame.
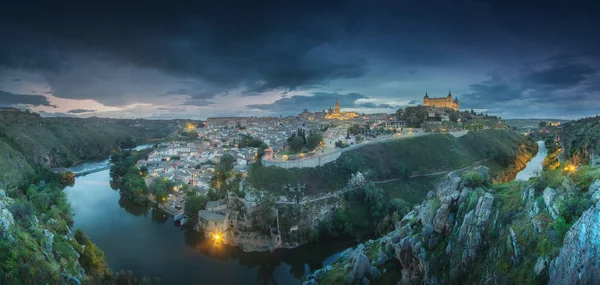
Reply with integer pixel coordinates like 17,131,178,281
0,188,87,284
306,166,600,285
0,140,33,187
549,196,600,284
559,116,600,164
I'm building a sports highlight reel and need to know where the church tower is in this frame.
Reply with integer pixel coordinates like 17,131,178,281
334,99,341,114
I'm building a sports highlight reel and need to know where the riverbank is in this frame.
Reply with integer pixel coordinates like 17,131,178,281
64,166,359,284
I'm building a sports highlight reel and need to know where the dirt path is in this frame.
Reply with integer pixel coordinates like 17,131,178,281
275,158,488,205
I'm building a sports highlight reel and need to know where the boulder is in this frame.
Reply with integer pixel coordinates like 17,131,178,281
458,187,471,205
509,227,520,261
426,191,436,200
561,178,575,193
357,243,366,251
549,201,600,284
472,166,490,180
534,257,548,276
592,189,600,203
588,179,600,194
419,200,437,227
340,248,354,259
370,266,381,280
474,193,494,226
422,225,434,239
543,187,557,210
439,177,463,198
352,252,371,281
433,201,451,233
0,189,5,198
451,190,461,201
0,208,15,236
43,229,55,253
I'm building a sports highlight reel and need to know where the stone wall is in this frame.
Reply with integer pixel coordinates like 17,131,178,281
262,151,342,169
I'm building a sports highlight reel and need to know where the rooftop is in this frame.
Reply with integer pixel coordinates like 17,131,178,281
198,210,227,222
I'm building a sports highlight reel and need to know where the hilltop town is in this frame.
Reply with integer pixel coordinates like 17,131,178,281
123,94,507,251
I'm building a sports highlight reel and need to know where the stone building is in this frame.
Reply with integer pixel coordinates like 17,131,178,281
423,91,459,111
325,99,358,120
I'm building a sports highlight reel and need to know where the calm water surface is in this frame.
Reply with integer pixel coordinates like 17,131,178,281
515,141,546,181
65,165,352,284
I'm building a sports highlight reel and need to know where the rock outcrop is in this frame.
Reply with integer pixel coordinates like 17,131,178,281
549,201,600,284
306,161,600,285
0,190,15,238
305,167,498,284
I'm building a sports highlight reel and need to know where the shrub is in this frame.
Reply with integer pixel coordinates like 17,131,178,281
463,171,485,188
9,201,34,226
391,198,410,215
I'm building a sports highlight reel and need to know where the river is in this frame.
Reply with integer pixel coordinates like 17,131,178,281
64,147,353,285
515,141,546,181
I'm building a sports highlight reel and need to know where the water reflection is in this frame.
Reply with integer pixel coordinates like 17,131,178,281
65,167,353,285
516,141,547,181
151,208,169,224
118,196,149,217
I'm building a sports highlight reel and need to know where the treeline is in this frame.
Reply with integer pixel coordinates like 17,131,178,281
109,149,153,204
286,128,323,153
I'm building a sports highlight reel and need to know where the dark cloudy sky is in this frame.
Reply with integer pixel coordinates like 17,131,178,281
1,0,599,119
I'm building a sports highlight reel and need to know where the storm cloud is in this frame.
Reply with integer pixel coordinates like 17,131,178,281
0,1,599,118
0,91,54,107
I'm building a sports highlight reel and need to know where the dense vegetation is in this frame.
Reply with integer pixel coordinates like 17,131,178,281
560,116,600,164
286,129,323,153
0,167,158,284
110,149,153,204
251,130,536,196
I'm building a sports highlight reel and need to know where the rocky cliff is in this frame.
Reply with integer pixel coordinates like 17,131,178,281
548,182,600,284
0,188,86,284
305,165,600,284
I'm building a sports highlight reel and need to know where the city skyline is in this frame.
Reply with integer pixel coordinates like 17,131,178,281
1,1,599,120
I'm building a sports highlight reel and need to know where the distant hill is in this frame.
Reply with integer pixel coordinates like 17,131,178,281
0,110,180,186
505,119,571,128
559,116,600,165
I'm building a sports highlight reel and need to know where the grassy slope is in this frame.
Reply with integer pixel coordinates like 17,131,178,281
250,129,536,196
0,139,33,187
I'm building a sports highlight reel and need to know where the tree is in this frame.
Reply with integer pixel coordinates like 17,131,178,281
289,136,305,153
305,132,323,150
184,194,208,219
140,166,148,177
59,171,75,186
253,196,276,234
348,124,360,135
448,110,459,122
120,137,137,149
399,106,429,127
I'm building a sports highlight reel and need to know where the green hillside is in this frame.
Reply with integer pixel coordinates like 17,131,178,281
0,110,180,186
250,129,537,196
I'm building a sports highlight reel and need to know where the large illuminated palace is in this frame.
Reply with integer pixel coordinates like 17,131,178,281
424,91,459,111
325,99,359,120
